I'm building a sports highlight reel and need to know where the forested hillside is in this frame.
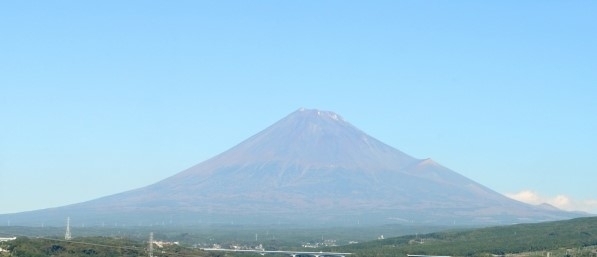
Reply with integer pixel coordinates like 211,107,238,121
331,217,597,257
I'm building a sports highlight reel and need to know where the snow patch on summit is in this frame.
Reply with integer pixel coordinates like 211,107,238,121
317,110,342,121
299,108,344,121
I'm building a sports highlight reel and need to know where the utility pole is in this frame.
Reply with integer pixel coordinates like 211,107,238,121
148,232,154,257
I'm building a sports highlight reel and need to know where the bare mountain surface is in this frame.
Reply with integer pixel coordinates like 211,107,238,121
2,109,583,226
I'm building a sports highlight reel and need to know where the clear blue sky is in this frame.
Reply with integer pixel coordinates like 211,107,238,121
1,1,596,215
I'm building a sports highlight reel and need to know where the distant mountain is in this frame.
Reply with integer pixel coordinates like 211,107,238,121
1,108,583,226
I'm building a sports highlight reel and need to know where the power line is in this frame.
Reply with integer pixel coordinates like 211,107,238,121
149,232,154,257
65,217,72,240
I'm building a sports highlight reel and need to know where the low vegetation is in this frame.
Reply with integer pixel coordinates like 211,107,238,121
1,236,143,257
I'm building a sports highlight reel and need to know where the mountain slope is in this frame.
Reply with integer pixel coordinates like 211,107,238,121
2,108,583,226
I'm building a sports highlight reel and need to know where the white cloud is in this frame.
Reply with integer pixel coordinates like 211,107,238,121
505,190,597,214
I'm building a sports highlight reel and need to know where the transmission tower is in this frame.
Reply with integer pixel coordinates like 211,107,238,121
65,217,72,240
148,232,154,257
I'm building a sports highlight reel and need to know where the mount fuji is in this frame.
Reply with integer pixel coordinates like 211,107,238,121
2,108,583,226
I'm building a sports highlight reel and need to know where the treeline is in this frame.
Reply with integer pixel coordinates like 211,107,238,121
1,236,145,257
0,223,449,249
0,236,215,257
331,217,597,257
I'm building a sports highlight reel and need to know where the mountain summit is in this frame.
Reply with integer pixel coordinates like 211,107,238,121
197,108,415,169
3,108,582,226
